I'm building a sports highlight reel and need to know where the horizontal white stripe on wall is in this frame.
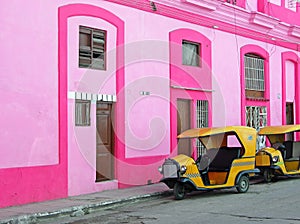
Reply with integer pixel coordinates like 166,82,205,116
68,91,117,102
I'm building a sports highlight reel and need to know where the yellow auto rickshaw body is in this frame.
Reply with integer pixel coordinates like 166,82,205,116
159,126,259,199
256,125,300,182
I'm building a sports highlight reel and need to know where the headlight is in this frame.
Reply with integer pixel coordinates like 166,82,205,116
272,156,279,163
180,165,187,174
158,166,163,174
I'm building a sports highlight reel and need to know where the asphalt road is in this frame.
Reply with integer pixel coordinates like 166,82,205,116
44,177,300,224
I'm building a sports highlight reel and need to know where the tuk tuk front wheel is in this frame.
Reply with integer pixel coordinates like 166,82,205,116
263,168,274,183
236,175,249,193
174,182,186,200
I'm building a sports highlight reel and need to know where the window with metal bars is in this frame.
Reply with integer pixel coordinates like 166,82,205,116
79,26,106,70
196,100,209,156
246,106,267,150
246,106,267,129
75,100,91,126
244,54,265,98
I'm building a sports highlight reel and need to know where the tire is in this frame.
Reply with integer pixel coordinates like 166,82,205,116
236,175,249,193
174,182,186,200
263,168,273,183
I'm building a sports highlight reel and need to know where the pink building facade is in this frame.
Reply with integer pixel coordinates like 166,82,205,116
0,0,300,207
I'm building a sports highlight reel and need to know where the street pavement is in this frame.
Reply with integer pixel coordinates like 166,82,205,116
0,176,265,224
0,183,172,224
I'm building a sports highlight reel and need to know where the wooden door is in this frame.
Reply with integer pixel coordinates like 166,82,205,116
177,99,191,156
96,102,114,182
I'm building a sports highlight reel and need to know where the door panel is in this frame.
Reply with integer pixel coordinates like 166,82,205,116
177,99,191,156
286,102,294,141
286,102,294,125
96,103,114,182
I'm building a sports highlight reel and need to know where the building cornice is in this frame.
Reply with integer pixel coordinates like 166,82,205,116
105,0,300,50
289,25,300,38
249,12,279,29
180,0,222,11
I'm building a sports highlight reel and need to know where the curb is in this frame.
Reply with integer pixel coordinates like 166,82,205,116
1,190,172,224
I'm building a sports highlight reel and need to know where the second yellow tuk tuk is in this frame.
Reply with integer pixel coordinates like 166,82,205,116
256,124,300,182
159,126,260,199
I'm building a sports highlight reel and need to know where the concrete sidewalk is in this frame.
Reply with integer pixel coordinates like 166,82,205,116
0,183,172,224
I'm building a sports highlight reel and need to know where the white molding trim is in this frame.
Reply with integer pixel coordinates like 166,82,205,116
181,0,220,11
68,91,117,102
171,85,214,92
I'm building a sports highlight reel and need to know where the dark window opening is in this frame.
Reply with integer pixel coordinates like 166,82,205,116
79,26,106,70
75,100,91,126
182,40,201,67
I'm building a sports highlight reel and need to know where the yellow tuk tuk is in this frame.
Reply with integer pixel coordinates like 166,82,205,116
256,124,300,182
159,126,260,199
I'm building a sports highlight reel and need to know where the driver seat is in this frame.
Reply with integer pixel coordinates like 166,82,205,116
196,155,210,185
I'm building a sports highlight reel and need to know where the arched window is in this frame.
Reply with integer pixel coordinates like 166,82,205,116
240,45,270,136
244,53,265,99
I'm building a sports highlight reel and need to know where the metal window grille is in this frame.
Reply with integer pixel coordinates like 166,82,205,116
246,106,267,150
196,100,209,157
75,100,91,126
244,54,265,92
246,106,267,129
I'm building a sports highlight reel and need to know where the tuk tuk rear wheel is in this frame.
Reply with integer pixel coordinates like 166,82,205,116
236,175,249,193
174,182,186,200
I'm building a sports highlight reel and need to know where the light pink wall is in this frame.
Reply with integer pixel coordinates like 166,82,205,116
124,41,170,158
0,0,58,168
125,73,170,158
269,0,281,5
269,49,282,125
245,0,257,11
212,31,242,126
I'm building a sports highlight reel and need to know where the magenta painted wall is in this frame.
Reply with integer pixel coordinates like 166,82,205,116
1,0,300,207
